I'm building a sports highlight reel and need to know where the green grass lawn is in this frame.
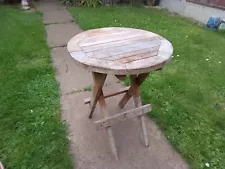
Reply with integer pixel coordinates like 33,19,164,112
69,6,225,169
0,7,72,169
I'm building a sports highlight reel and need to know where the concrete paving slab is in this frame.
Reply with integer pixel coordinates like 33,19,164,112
60,84,189,169
46,23,82,47
43,10,73,24
35,1,64,12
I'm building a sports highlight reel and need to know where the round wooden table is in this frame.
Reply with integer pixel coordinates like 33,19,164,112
67,27,173,161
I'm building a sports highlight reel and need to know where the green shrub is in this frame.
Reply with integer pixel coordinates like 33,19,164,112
63,0,142,6
80,0,102,7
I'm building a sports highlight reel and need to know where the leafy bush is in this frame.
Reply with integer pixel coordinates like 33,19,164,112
62,0,142,6
80,0,102,7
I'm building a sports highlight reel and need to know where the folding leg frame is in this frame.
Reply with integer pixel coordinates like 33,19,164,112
85,72,151,161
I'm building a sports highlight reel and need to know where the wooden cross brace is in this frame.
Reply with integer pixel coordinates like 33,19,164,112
85,72,151,161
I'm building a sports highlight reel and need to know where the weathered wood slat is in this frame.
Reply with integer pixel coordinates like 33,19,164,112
82,36,161,53
95,104,151,129
84,86,130,105
103,47,158,62
80,31,152,47
70,51,88,62
86,40,161,59
67,27,173,75
67,33,88,52
117,50,158,64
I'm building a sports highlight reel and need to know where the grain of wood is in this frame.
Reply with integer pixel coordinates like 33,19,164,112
67,27,173,75
95,104,152,129
82,36,161,53
89,72,107,119
130,75,149,147
98,90,119,161
119,73,150,108
84,86,130,104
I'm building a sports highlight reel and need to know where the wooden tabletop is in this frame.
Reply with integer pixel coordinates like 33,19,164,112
67,27,173,75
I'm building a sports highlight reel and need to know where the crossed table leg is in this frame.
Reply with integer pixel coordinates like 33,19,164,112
85,72,151,161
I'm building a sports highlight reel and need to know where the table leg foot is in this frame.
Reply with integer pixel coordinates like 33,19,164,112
107,127,119,161
99,90,119,161
140,115,149,147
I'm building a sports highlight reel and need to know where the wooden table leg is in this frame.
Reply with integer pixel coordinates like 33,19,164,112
99,90,119,161
88,72,149,159
89,72,107,119
119,73,149,108
130,75,149,147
